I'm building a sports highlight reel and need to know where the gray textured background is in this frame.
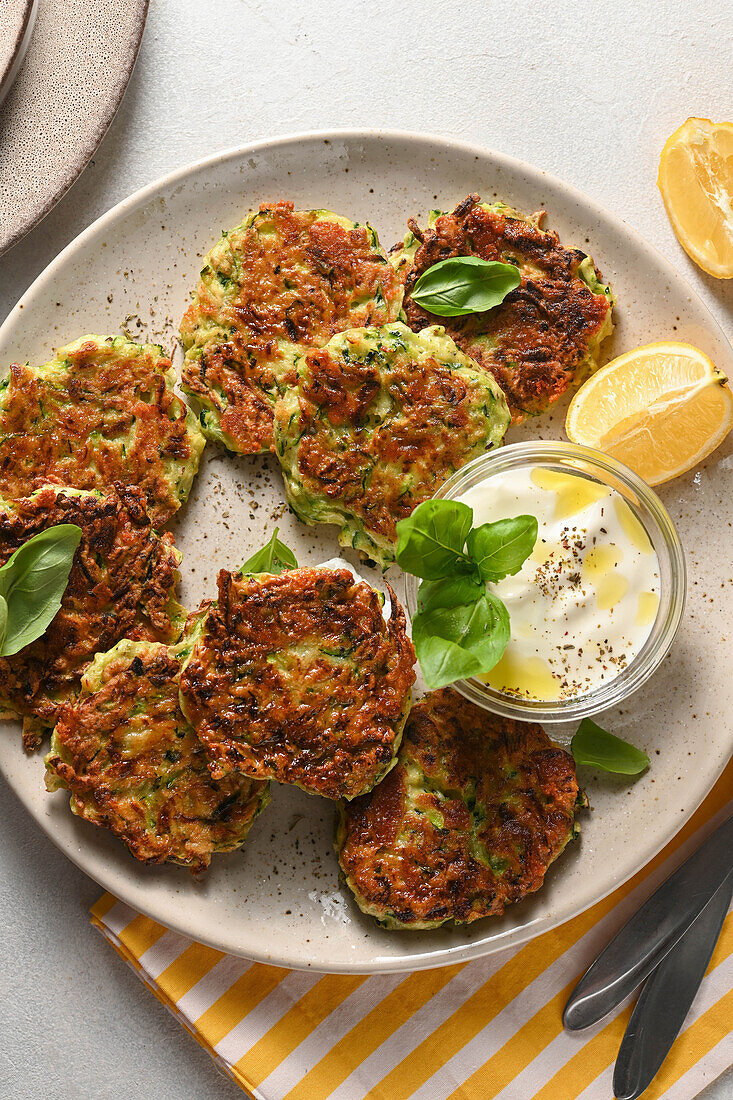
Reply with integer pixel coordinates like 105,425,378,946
1,1,731,1097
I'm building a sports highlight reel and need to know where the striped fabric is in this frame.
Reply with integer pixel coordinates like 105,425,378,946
91,763,732,1100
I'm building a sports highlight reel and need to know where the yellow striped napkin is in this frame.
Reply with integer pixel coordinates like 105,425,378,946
92,763,732,1100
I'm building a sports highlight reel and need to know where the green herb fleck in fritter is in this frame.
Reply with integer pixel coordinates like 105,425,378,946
45,636,269,872
179,565,416,800
274,322,510,568
337,688,584,929
391,194,615,420
180,201,403,454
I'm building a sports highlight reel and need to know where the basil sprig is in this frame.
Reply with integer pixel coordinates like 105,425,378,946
571,718,650,776
241,528,298,575
396,500,537,689
411,257,521,317
0,524,82,657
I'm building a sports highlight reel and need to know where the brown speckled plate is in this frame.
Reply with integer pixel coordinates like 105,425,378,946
0,0,147,256
0,131,731,973
0,0,37,106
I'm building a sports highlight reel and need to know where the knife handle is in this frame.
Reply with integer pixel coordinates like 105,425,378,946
564,814,733,1031
613,875,733,1100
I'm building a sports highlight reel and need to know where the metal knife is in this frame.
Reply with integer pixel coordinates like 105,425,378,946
563,814,733,1030
613,873,733,1100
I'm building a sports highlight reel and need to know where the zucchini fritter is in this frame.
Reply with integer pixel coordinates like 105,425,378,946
45,638,269,872
337,688,584,929
180,201,403,455
179,566,416,800
0,484,185,749
274,322,510,567
0,334,205,526
390,194,614,419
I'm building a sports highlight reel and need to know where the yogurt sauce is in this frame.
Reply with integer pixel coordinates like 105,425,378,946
457,466,661,701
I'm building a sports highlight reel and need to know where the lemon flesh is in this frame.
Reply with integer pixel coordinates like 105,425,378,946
566,341,733,485
658,117,733,279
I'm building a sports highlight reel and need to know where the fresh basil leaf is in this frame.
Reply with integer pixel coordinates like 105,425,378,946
411,257,521,318
395,499,474,579
466,515,538,583
412,591,510,689
571,719,650,775
240,527,298,575
0,524,82,657
0,594,7,652
412,629,486,687
417,574,485,614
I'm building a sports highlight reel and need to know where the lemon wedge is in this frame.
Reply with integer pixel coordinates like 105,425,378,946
658,117,733,279
566,341,733,485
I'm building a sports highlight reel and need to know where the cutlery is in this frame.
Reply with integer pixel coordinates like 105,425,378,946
613,873,733,1100
563,814,733,1030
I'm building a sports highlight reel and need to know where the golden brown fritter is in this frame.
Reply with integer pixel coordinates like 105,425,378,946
180,201,404,454
390,195,614,420
337,688,583,929
0,335,205,527
0,484,184,749
274,323,509,567
179,566,416,800
45,639,269,872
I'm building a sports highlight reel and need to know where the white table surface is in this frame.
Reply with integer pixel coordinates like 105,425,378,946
1,2,731,1097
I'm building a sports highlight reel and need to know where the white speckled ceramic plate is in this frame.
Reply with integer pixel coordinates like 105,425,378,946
0,0,147,256
0,131,731,973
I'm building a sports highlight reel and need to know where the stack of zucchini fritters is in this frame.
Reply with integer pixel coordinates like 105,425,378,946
0,194,607,923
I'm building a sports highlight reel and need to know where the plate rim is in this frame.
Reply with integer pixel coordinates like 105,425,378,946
1,127,731,973
0,0,149,256
0,0,37,101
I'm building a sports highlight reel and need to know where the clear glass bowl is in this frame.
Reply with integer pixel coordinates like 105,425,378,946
404,441,687,724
